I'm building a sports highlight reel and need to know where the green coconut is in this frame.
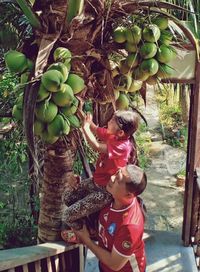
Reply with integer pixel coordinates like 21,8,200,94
35,101,58,123
156,45,176,64
36,84,50,102
140,58,159,76
116,93,129,110
12,105,23,121
67,115,81,128
133,68,149,81
152,16,169,30
128,80,143,92
64,61,71,71
140,42,157,59
60,97,79,117
159,30,173,45
41,70,64,92
53,47,72,64
119,60,131,75
47,114,70,136
113,75,126,92
114,74,132,92
143,24,161,43
40,130,59,144
157,63,174,78
34,120,45,136
125,42,137,53
48,62,69,82
113,26,127,43
126,53,139,68
66,73,85,94
5,50,28,73
125,25,142,45
52,84,74,107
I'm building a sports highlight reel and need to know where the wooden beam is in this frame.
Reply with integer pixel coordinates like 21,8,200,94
46,257,52,272
161,78,195,84
182,61,200,246
22,264,29,272
79,245,84,272
0,242,80,271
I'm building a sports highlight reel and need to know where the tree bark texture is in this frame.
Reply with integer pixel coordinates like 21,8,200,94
38,137,76,242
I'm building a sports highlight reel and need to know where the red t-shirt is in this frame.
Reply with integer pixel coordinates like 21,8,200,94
93,127,132,186
98,198,146,272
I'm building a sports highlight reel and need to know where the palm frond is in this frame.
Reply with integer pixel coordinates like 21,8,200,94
16,0,41,29
0,23,19,50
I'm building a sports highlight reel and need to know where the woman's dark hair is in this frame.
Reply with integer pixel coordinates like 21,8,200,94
115,110,139,136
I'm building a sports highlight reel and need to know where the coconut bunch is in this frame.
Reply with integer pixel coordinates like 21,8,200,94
7,47,86,144
4,50,34,120
111,14,177,110
34,47,86,144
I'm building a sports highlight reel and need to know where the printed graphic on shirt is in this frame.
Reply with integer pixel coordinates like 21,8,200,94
99,161,103,167
122,240,133,250
107,222,116,236
103,212,109,222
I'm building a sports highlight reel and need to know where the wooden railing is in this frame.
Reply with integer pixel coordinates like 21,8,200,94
191,168,200,269
0,241,84,272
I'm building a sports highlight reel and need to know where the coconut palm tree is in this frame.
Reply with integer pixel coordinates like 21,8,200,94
2,0,198,243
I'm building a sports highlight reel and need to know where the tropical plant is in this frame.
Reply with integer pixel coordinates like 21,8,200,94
166,0,200,39
0,72,19,117
1,0,198,245
165,0,199,126
0,1,33,71
135,123,151,169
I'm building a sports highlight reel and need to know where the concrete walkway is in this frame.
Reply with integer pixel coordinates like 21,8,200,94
85,230,198,272
145,230,197,272
85,87,198,271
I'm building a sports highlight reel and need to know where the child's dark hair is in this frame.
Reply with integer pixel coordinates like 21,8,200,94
115,110,139,136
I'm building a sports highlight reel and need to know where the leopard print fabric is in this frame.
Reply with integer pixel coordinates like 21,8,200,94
62,178,112,230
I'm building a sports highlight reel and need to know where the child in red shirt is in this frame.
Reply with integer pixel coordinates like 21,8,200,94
61,110,139,243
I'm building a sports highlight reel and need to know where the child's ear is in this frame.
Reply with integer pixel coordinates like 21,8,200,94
127,192,134,198
118,129,125,137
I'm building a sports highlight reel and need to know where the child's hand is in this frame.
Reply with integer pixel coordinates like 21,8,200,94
74,224,91,244
83,112,93,127
85,112,93,123
76,96,85,121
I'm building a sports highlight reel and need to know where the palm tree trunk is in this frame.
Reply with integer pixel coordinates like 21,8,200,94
38,137,76,242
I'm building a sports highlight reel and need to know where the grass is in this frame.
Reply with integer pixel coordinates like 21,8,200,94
135,123,152,169
156,86,188,151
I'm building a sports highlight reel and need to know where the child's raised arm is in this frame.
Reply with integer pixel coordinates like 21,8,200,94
82,113,107,154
